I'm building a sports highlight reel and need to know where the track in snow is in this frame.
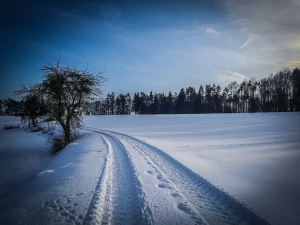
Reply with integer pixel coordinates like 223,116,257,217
85,128,270,225
83,132,152,225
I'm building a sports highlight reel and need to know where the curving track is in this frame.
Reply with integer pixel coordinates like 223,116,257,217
83,132,152,225
84,128,270,225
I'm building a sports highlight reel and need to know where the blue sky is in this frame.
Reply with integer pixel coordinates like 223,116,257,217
1,0,300,99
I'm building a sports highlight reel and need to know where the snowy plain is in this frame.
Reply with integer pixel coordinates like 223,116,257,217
0,112,299,225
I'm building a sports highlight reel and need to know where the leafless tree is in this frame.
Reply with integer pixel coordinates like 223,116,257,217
16,59,106,150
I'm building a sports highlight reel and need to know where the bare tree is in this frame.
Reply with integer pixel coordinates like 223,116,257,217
16,59,106,150
19,94,47,127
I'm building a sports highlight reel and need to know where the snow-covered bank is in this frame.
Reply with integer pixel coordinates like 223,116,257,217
0,117,51,198
0,120,107,224
84,112,300,225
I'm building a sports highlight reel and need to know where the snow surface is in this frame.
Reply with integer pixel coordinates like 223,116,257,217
84,112,300,225
0,113,299,225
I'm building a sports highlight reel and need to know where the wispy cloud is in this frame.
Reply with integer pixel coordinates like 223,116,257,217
215,71,248,85
290,0,300,6
205,27,220,35
235,33,257,52
219,0,300,76
63,0,99,15
224,0,300,54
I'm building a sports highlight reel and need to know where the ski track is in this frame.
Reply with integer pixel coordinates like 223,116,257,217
85,128,271,225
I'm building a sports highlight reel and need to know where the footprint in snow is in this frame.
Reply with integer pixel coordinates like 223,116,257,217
158,184,168,188
44,194,86,224
170,193,181,198
156,175,165,181
177,203,193,215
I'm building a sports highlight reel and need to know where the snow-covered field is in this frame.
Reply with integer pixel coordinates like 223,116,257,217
0,113,299,225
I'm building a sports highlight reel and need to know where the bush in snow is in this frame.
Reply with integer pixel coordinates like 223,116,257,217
3,124,20,130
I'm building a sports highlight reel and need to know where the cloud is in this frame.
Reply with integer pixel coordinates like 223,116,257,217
215,71,248,85
224,0,300,52
205,27,220,35
290,0,300,5
38,170,54,176
235,33,257,52
220,0,300,71
63,0,100,15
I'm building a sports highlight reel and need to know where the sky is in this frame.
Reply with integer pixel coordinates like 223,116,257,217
1,0,300,99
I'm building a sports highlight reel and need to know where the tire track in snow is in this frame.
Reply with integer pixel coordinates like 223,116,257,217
120,135,207,225
86,128,271,225
83,131,152,225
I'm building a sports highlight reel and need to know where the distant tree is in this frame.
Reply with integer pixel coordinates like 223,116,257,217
115,95,121,115
105,92,116,115
19,94,47,127
101,101,108,115
248,78,259,112
119,94,126,114
115,93,128,115
15,59,106,148
159,93,167,114
132,92,140,114
259,78,270,112
154,93,162,114
166,91,174,114
195,85,204,113
125,93,132,114
94,100,102,115
222,87,230,113
226,81,239,113
106,93,111,115
215,85,222,113
149,91,154,114
4,98,21,115
292,67,300,111
185,87,197,113
109,92,115,115
139,92,149,114
204,85,213,113
176,88,186,114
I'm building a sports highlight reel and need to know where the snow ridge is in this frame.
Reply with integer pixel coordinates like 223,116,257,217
86,127,271,225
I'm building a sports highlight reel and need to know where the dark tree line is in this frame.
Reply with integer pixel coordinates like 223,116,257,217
80,66,299,115
83,92,132,115
1,66,300,116
128,67,300,114
0,98,23,116
129,67,300,114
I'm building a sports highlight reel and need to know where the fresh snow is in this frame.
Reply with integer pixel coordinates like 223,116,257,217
0,113,299,225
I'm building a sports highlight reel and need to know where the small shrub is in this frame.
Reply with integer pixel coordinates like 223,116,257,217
42,129,48,134
43,116,55,122
50,136,67,155
29,126,43,132
42,122,56,134
4,124,20,130
49,133,80,155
